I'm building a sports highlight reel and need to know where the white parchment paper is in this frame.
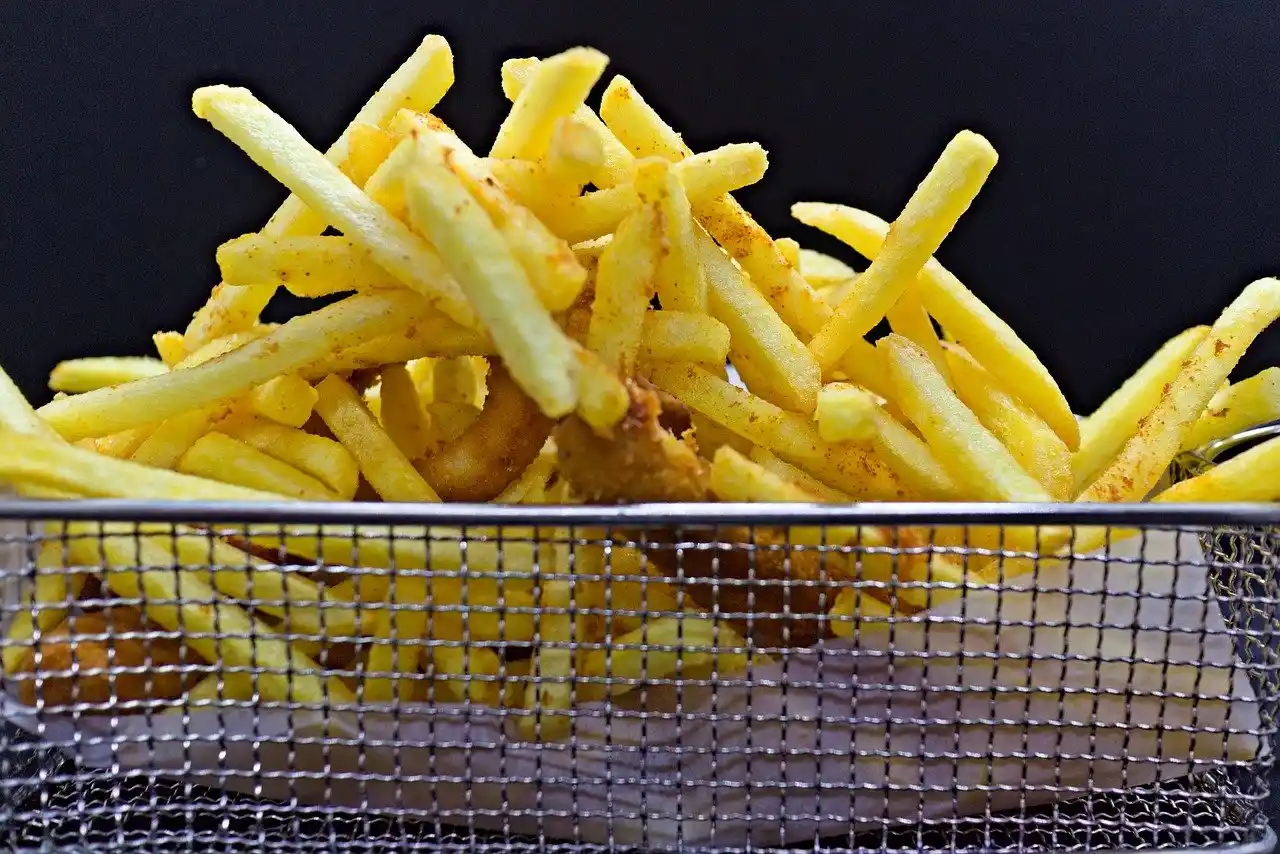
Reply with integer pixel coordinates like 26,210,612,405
0,514,1262,848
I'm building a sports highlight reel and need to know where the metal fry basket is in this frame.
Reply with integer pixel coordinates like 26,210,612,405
0,493,1275,853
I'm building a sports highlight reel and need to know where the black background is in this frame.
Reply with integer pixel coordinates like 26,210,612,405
1,2,1277,411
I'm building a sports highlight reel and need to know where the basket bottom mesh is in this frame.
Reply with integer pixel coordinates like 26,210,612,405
0,768,1269,853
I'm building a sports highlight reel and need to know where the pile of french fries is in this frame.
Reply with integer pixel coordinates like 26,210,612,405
0,34,1277,738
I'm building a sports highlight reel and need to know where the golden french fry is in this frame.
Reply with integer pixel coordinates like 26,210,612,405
520,580,574,740
1181,367,1280,452
640,311,731,366
489,47,608,161
1074,326,1208,492
174,327,272,370
314,374,442,502
3,539,88,677
48,357,168,394
863,404,965,501
1156,434,1280,502
1082,277,1280,502
495,442,558,503
944,344,1072,500
572,346,630,431
152,331,187,367
634,157,706,313
828,588,895,641
178,432,335,501
94,424,159,459
0,430,280,501
589,202,658,375
192,85,477,327
131,406,223,469
882,334,1050,502
815,383,879,444
363,572,429,704
775,237,801,270
301,315,491,380
184,34,455,349
799,248,858,286
647,362,905,499
805,132,998,372
792,204,1079,450
222,418,359,500
39,291,429,441
340,122,396,187
378,362,432,459
599,75,690,161
885,286,949,382
217,235,399,298
747,448,853,502
542,116,605,193
697,231,820,414
0,365,59,441
403,135,578,417
432,357,481,406
247,374,317,429
500,57,632,188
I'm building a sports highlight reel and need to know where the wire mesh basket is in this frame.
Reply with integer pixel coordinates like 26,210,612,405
0,491,1275,853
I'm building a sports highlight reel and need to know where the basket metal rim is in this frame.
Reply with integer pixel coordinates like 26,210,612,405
5,497,1280,527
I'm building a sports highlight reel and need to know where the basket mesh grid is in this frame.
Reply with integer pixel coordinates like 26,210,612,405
0,503,1273,853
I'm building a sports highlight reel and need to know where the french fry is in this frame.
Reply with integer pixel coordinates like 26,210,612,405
804,132,998,373
486,142,768,245
500,57,632,188
792,204,1079,450
521,580,574,740
1081,277,1280,502
184,34,456,349
178,432,336,501
599,75,691,161
174,327,272,370
0,364,59,440
690,411,752,458
152,331,186,367
798,248,858,287
1181,367,1280,452
403,135,579,417
647,362,905,499
589,202,657,375
815,383,879,444
362,572,429,704
339,122,396,187
639,311,731,366
68,530,355,707
494,442,558,503
432,357,481,406
301,315,492,380
94,424,158,459
1073,326,1208,492
572,346,630,431
378,362,432,459
3,539,88,677
192,85,477,327
775,237,801,270
489,47,608,161
697,231,821,413
634,156,706,313
130,406,223,469
882,334,1050,502
828,588,895,641
49,357,168,394
39,291,429,441
747,447,853,502
217,235,399,298
542,116,605,194
1155,434,1280,503
944,344,1073,500
0,430,281,501
221,418,360,500
315,374,441,502
885,286,949,382
247,374,318,429
863,403,965,501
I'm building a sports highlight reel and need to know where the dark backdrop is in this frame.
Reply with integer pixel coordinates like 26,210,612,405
1,2,1277,411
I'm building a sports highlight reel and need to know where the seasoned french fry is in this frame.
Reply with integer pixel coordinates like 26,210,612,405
775,237,801,270
94,424,158,459
815,383,879,444
639,311,731,366
39,291,429,441
49,357,168,394
634,157,706,313
792,204,1079,450
748,447,852,502
486,142,768,245
690,411,752,458
521,580,574,740
217,235,399,298
1181,367,1280,452
192,85,477,327
500,57,632,188
178,432,335,501
184,34,456,349
339,122,396,187
599,75,690,161
494,442,558,503
489,47,608,161
543,116,605,193
174,328,272,370
647,362,905,500
1082,277,1280,502
589,202,657,375
221,418,359,500
152,331,187,367
362,572,429,704
697,231,820,414
403,135,578,416
882,334,1050,502
1156,434,1280,503
572,346,630,432
885,287,949,382
315,374,442,502
378,362,432,459
301,315,492,380
804,132,998,372
69,530,355,707
944,344,1073,500
130,406,223,469
863,403,965,501
248,374,317,429
0,430,281,501
798,248,858,287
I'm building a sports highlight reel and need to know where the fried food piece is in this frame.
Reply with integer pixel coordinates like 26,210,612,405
416,362,554,501
16,607,192,708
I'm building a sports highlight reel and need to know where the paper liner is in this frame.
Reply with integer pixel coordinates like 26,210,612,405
0,510,1261,848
